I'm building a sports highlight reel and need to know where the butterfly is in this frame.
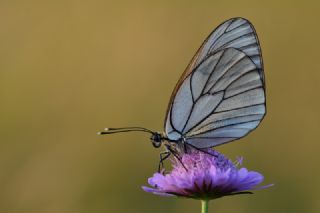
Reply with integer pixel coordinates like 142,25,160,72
99,17,266,169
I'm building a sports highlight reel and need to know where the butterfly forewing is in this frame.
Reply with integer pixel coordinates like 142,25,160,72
165,18,265,148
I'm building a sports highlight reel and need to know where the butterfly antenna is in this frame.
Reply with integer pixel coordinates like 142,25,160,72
97,127,155,135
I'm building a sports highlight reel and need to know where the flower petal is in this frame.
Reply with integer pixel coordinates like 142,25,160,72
143,149,271,200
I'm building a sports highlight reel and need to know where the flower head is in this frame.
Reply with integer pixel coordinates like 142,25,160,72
143,149,271,200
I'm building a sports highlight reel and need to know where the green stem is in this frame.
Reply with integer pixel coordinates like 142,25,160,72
201,200,209,213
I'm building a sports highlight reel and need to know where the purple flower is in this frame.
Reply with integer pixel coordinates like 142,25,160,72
143,149,271,200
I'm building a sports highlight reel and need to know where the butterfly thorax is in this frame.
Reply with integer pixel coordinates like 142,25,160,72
150,132,190,155
150,132,179,147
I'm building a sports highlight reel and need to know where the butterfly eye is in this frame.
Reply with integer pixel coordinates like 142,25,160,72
151,133,162,148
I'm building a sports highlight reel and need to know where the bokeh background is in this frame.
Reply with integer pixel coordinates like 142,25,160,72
1,1,319,212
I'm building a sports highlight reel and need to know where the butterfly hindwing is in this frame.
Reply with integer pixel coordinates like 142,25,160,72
165,47,265,148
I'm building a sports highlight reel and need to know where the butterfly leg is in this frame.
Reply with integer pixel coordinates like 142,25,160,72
158,151,171,173
185,143,218,158
165,144,188,172
183,139,187,153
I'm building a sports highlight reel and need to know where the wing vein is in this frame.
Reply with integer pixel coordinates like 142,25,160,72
183,91,225,134
218,32,255,50
226,22,247,33
223,86,263,100
206,21,231,56
195,50,226,101
188,113,264,134
189,119,262,136
214,103,264,114
206,52,246,93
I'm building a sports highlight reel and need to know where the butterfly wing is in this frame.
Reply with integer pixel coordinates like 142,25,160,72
188,17,264,82
165,18,265,148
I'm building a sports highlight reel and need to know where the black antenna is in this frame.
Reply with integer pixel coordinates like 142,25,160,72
97,127,154,135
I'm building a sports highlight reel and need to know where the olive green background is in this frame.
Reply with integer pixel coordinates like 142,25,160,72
1,1,319,212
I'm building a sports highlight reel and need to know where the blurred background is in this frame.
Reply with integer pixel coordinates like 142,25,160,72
1,1,319,212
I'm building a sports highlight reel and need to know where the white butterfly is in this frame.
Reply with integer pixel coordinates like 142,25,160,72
99,17,266,166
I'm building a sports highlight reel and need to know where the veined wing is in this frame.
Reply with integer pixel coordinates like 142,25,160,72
164,18,264,138
165,48,265,148
189,17,264,82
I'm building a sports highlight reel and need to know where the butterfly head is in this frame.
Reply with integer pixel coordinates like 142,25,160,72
150,132,163,148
